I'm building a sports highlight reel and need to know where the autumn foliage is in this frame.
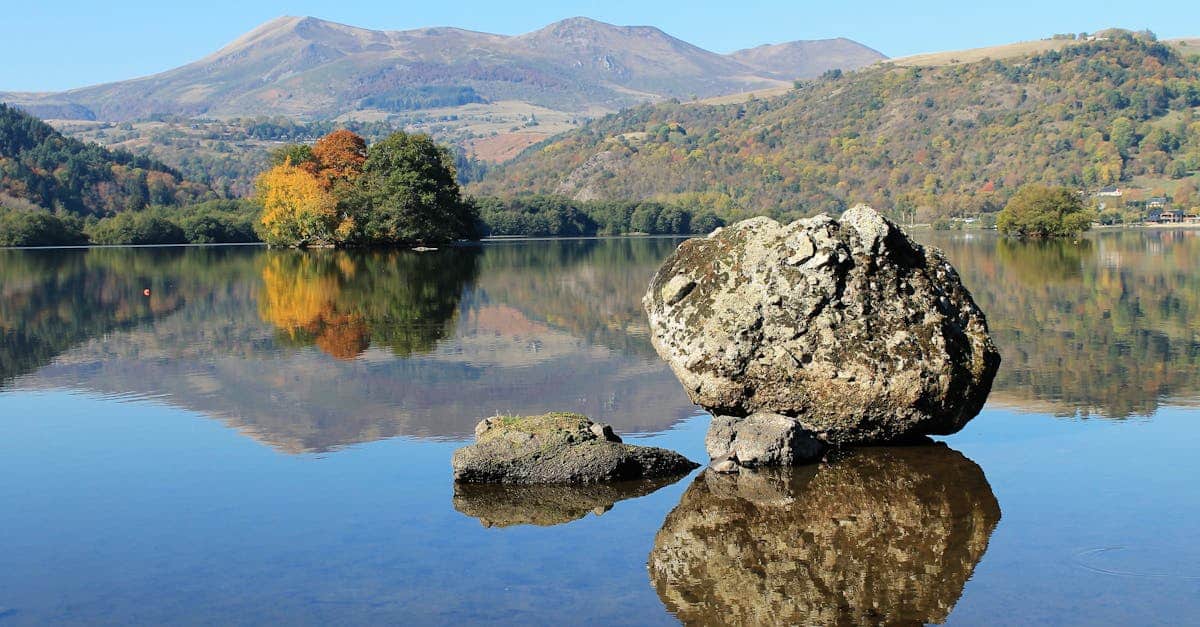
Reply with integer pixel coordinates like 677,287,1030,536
256,162,340,248
255,129,477,248
257,249,480,360
312,129,367,189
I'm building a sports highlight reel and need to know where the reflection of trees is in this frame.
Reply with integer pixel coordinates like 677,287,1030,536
995,237,1090,283
0,248,205,385
931,231,1200,418
650,445,1000,626
258,249,480,360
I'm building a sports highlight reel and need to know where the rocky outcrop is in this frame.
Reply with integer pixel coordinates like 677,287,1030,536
453,476,681,527
644,206,1000,450
451,413,699,484
649,444,1001,626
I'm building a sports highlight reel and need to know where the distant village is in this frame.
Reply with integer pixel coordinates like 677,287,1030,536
1091,186,1200,224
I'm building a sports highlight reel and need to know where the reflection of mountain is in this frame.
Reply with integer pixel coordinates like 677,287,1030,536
10,240,698,451
472,238,686,358
927,231,1200,418
649,445,1000,626
453,476,684,528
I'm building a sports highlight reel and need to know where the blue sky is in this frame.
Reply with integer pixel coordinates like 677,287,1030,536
1,0,1194,91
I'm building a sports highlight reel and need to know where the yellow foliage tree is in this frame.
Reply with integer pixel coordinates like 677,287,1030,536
256,163,338,248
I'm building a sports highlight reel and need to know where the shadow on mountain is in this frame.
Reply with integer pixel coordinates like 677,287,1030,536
453,474,689,528
649,443,1000,626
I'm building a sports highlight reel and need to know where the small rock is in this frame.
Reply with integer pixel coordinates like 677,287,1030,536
706,412,825,467
452,413,698,484
709,452,741,474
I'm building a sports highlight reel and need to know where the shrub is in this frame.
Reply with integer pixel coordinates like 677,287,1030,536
0,206,87,247
87,212,186,245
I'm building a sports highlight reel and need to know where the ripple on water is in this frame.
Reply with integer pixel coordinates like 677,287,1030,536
1074,546,1200,581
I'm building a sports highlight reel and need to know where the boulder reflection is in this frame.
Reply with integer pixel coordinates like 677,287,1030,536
649,444,1000,626
453,476,686,528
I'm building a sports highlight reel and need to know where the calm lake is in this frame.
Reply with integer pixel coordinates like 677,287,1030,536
1,231,1198,625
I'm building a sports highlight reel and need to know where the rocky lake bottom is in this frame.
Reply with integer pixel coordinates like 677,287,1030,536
1,231,1198,624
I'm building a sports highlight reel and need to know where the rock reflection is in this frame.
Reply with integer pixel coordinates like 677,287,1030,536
649,444,1000,626
453,476,685,527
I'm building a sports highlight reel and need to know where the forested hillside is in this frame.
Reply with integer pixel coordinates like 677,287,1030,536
474,32,1200,221
0,104,210,215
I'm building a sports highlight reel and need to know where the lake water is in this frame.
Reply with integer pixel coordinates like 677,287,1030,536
1,231,1198,625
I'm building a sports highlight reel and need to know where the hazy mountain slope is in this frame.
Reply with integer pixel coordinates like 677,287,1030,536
0,16,884,122
730,38,886,78
472,32,1200,218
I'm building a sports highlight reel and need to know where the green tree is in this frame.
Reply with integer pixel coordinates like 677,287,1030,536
0,207,86,246
345,132,479,246
269,144,317,169
1109,117,1137,155
86,211,187,245
996,185,1094,238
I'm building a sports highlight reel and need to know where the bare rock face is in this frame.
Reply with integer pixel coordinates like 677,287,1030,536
644,206,1000,447
451,413,698,484
649,444,1001,626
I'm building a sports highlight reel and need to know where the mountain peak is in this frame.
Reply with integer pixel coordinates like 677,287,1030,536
729,38,887,79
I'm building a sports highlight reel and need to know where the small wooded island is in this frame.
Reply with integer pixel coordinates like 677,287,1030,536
257,129,480,248
996,184,1095,238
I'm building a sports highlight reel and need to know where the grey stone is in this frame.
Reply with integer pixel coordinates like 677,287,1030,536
452,413,699,484
705,412,826,466
644,205,1000,447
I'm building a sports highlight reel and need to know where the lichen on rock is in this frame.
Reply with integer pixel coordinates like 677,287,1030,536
644,205,1000,451
451,413,699,484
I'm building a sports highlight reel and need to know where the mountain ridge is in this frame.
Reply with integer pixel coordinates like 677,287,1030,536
0,16,885,122
471,32,1200,219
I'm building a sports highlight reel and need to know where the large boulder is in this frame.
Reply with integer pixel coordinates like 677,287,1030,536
644,206,1000,448
451,413,698,484
649,444,1001,626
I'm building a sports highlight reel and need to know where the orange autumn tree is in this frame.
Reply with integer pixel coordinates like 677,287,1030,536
312,129,367,189
257,129,478,248
258,129,368,248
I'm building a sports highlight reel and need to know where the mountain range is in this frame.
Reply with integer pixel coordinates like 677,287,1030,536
0,16,885,122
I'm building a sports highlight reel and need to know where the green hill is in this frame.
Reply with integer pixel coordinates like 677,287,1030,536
0,103,210,216
473,31,1200,221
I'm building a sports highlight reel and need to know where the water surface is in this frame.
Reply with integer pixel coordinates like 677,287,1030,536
1,232,1198,624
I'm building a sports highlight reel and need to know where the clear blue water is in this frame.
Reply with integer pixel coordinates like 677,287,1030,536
1,233,1198,625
